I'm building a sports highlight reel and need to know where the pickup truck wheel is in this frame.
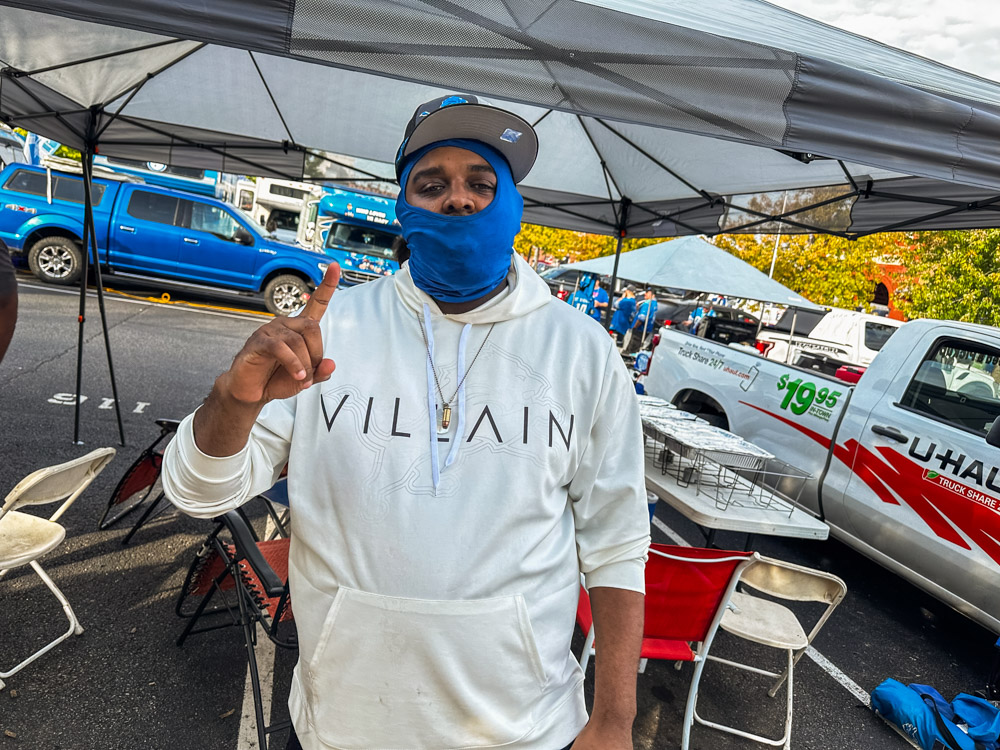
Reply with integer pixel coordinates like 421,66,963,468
264,274,310,316
28,236,83,285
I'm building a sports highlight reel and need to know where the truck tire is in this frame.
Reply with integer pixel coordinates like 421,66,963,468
264,274,310,316
28,236,83,285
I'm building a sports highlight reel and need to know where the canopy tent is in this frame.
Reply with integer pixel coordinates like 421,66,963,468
6,0,1000,441
559,235,824,310
4,1,1000,240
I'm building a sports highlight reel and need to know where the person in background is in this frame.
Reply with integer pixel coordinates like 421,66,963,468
0,239,17,366
610,286,637,346
589,277,609,324
566,275,596,316
626,289,658,354
687,303,710,333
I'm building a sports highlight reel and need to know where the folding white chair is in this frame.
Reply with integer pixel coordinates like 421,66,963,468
0,447,116,688
693,555,847,749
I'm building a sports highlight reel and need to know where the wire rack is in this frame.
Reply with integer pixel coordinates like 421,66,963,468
642,415,810,517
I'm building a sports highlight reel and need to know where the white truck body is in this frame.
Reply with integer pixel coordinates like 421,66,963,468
759,309,903,367
644,319,1000,633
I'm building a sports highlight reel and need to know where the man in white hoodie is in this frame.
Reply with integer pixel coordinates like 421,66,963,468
163,95,650,750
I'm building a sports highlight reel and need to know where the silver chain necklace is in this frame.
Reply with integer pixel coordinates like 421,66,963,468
418,314,496,433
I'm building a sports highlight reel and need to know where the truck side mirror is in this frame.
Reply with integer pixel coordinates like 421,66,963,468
986,418,1000,449
234,227,254,246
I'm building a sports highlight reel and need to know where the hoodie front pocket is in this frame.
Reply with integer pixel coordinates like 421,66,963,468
306,586,546,750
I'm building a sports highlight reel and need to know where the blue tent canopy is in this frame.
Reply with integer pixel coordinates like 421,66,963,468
559,236,825,311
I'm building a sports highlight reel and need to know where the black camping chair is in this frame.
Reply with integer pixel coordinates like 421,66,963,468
176,500,295,749
99,418,178,543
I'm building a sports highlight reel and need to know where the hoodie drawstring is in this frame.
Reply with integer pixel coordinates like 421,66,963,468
445,323,470,470
422,304,442,492
422,303,473,492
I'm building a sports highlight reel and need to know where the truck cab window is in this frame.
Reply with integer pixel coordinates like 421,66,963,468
3,169,105,205
4,169,47,196
188,201,241,241
238,189,254,213
126,191,180,225
864,321,898,352
900,340,1000,436
326,224,395,259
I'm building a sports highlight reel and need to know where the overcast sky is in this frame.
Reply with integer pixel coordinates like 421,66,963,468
768,0,1000,81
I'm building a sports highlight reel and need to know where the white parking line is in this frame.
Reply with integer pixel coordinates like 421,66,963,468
652,515,691,546
805,646,871,706
236,515,279,749
237,636,277,750
651,514,871,706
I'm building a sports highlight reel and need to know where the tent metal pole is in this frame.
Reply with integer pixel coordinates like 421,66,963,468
785,309,799,365
82,146,126,446
606,197,631,330
72,165,91,445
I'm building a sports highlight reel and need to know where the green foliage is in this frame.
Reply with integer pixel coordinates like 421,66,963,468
712,233,902,310
514,223,658,263
895,230,1000,326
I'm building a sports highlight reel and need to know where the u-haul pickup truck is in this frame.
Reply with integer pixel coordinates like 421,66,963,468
644,319,1000,633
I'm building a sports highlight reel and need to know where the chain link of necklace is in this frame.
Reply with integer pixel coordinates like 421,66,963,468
418,313,496,430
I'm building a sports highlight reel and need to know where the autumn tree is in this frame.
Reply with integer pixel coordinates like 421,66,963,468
895,230,1000,326
514,223,659,264
713,232,909,310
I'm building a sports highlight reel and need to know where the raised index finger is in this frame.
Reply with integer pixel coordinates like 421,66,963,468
302,262,341,321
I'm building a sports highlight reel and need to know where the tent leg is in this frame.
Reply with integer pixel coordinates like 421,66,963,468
81,149,126,446
607,197,631,331
607,233,624,331
72,162,92,445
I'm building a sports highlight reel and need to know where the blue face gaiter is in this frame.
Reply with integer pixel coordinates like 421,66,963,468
396,139,523,303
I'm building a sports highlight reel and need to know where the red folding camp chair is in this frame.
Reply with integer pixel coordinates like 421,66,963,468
99,418,178,543
576,542,755,750
176,507,295,749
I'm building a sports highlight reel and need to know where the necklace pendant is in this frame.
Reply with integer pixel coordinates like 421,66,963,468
440,403,452,432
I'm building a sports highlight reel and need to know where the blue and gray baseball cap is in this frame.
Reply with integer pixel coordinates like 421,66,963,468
395,94,538,184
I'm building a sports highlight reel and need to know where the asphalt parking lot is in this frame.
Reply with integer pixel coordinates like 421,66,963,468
1,276,997,749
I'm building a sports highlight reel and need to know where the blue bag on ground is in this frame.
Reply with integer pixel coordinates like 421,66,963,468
872,679,1000,750
952,694,1000,748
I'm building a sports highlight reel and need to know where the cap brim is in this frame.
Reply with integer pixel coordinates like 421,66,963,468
399,103,538,183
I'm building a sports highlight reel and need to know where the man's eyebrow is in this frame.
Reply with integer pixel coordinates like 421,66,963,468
410,166,445,182
469,164,496,175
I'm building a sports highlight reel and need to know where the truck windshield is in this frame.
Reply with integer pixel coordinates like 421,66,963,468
864,322,898,352
325,223,396,259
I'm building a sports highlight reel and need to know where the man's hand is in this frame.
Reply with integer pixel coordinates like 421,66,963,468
224,263,341,405
570,718,632,749
193,263,340,456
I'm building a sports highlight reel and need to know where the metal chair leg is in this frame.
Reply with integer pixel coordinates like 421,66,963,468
0,561,83,688
121,491,165,545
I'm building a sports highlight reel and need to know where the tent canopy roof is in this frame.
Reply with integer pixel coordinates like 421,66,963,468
4,0,1000,238
560,235,825,310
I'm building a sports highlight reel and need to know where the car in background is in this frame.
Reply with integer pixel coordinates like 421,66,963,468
757,308,903,369
652,301,761,347
654,300,758,328
539,266,610,299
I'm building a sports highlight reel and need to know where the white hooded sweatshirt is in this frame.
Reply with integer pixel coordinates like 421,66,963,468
163,254,650,750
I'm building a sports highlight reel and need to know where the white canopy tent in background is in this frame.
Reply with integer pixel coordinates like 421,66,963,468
5,0,1000,441
558,235,824,310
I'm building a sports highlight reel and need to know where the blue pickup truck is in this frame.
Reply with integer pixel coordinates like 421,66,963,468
0,164,333,315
